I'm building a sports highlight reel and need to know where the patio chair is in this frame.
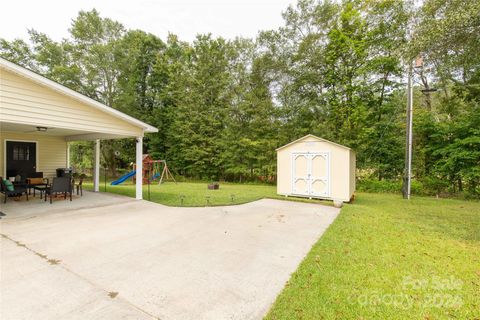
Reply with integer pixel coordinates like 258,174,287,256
0,177,29,203
26,172,49,195
72,174,85,196
45,177,72,204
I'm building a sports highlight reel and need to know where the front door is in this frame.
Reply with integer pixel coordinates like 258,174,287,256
6,141,37,179
292,152,330,197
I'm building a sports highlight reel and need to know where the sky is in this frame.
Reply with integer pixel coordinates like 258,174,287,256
0,0,295,42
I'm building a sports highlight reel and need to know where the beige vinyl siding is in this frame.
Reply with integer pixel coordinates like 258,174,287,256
0,69,143,137
0,132,67,179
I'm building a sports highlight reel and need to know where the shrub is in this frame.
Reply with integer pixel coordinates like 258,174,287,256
357,179,402,193
420,176,449,196
357,178,426,195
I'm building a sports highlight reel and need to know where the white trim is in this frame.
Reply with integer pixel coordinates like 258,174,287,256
310,152,331,198
0,119,142,139
65,133,138,142
135,136,143,200
291,153,308,196
94,139,100,192
66,142,70,168
290,151,331,198
3,139,39,178
0,57,158,133
276,134,351,151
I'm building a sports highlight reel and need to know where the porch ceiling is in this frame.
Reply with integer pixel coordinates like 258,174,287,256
1,121,90,136
0,121,137,141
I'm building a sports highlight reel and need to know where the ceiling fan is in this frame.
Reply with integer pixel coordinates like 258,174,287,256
24,126,55,133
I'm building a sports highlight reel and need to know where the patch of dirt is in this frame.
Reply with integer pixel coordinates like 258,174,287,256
35,252,48,259
1,233,61,266
47,259,61,265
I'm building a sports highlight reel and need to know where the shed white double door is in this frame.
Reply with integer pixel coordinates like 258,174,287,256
291,152,330,197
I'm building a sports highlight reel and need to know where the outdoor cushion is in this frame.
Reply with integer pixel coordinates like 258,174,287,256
3,180,14,191
28,178,44,184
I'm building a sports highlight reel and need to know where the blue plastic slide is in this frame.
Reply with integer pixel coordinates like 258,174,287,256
111,171,136,185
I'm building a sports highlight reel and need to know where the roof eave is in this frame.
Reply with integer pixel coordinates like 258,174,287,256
276,134,351,151
0,57,159,134
144,126,158,133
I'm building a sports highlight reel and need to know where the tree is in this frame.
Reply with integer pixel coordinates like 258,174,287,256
220,40,279,181
1,2,478,196
68,10,128,175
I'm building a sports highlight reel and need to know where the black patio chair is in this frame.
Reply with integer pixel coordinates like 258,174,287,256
0,177,29,203
72,174,85,196
45,177,72,204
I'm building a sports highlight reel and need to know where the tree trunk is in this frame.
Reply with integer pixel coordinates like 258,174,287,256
419,70,432,111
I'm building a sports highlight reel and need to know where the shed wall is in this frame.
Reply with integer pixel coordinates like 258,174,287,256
349,150,356,199
277,137,352,201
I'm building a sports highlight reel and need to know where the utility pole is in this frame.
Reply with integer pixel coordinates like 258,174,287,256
403,62,414,199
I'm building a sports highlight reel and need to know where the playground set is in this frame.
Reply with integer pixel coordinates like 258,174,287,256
111,154,176,186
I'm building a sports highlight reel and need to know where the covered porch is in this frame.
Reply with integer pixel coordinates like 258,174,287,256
0,57,158,203
0,190,134,219
0,122,146,200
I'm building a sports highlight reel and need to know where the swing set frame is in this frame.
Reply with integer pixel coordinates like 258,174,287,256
133,155,177,185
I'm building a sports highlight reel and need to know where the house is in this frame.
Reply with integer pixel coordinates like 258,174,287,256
276,134,355,202
0,57,158,200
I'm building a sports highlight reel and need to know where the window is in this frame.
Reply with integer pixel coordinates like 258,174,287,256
13,145,30,161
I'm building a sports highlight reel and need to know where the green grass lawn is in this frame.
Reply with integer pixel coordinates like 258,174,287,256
266,193,480,319
84,180,327,207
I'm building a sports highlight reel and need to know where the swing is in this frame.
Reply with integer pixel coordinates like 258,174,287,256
151,161,161,180
136,154,177,185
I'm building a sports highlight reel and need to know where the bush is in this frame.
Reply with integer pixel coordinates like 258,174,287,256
420,176,449,196
357,179,402,193
357,178,425,195
410,180,424,195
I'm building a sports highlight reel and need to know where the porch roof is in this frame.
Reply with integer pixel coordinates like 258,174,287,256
0,57,158,141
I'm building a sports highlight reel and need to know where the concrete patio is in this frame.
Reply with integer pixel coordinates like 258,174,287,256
0,194,339,320
0,191,134,219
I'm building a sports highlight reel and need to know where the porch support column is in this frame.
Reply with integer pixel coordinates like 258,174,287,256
94,139,100,192
66,142,71,168
135,136,143,200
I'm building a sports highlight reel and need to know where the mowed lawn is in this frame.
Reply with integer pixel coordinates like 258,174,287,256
266,193,480,319
85,181,479,318
84,181,289,206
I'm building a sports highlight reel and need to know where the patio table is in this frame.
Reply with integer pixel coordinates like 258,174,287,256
32,185,48,199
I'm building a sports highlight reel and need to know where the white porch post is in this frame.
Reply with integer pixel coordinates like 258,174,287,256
135,136,143,200
66,142,71,168
94,139,100,192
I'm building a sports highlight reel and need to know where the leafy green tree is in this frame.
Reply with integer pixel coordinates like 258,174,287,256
1,2,478,196
220,40,279,181
259,0,408,178
160,35,234,179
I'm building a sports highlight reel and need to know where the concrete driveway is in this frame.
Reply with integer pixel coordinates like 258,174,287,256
0,197,339,320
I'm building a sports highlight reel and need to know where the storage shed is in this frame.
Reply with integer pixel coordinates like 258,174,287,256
276,134,355,202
